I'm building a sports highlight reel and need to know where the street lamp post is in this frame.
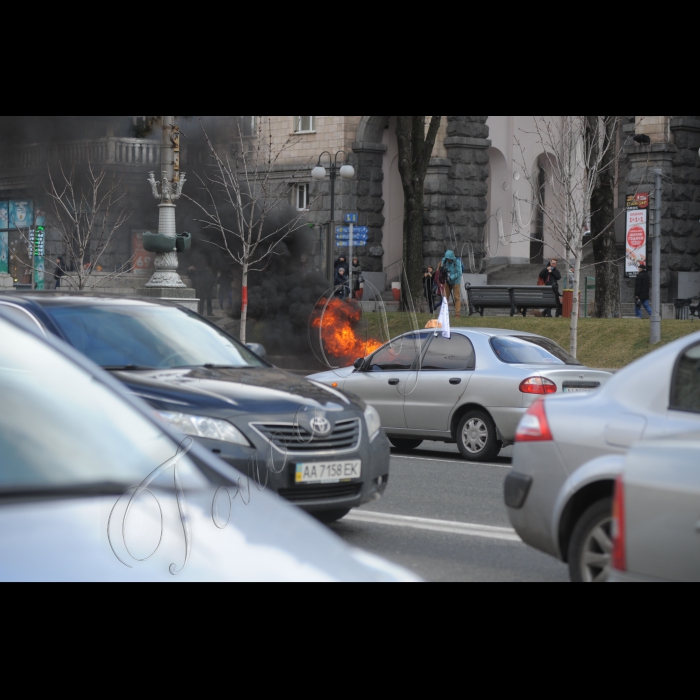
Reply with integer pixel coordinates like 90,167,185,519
311,151,355,283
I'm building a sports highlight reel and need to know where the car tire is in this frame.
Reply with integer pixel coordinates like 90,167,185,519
567,497,613,583
388,438,423,450
314,508,351,524
456,410,500,462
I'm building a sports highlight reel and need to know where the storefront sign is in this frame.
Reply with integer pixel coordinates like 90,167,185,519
0,202,8,274
625,192,648,278
0,232,7,274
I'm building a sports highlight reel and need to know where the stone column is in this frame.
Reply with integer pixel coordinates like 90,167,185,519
423,116,491,270
623,116,700,303
352,141,386,272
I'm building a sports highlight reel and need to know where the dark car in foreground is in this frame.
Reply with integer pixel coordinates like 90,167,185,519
0,294,390,523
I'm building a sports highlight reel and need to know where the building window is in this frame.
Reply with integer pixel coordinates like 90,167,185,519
294,116,316,134
238,116,256,137
295,183,309,211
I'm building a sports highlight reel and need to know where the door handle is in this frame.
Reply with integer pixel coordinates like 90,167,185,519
388,378,400,385
449,378,462,385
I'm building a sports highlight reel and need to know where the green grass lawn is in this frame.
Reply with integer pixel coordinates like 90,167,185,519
358,313,700,369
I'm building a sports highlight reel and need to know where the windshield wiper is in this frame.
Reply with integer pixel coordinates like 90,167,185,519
0,481,132,502
103,365,157,372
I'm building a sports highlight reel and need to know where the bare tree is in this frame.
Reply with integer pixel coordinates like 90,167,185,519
395,116,442,304
187,118,317,344
44,162,133,290
587,116,620,318
515,116,620,357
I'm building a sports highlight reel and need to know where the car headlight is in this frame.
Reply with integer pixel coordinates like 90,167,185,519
364,405,382,442
158,411,251,446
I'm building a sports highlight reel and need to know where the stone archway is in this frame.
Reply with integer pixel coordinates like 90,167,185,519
355,116,390,147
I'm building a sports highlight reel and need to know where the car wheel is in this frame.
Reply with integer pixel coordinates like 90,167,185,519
456,410,500,462
568,497,613,583
388,438,423,450
314,508,351,524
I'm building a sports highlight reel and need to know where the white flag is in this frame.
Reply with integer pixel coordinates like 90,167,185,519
438,296,451,338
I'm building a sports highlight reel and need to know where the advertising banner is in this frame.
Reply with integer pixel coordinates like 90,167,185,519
132,230,155,271
625,209,647,277
9,200,33,229
625,193,649,278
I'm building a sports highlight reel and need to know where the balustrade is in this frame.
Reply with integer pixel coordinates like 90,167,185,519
0,137,166,170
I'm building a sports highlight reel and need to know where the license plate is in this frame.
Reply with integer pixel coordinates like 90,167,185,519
563,387,594,393
295,460,362,484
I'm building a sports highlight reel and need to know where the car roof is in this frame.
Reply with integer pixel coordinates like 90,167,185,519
403,327,540,339
0,293,176,309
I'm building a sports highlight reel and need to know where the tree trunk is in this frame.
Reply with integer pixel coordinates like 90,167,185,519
395,116,441,310
570,245,582,358
589,116,620,318
240,264,248,344
403,185,425,306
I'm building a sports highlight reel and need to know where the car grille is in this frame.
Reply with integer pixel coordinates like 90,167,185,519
250,418,361,454
278,483,362,502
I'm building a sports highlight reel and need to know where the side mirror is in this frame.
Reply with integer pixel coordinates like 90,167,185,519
353,357,365,370
246,342,267,360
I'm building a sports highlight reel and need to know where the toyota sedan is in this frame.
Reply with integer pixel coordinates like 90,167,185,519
309,328,611,462
0,294,390,523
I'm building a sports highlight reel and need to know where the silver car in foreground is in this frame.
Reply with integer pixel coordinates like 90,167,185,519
0,311,418,582
506,331,700,582
310,328,611,462
608,434,700,582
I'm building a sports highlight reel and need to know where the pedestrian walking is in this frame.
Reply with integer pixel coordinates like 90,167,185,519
635,262,652,319
53,257,65,289
441,250,463,317
334,267,350,300
198,265,217,316
350,257,362,298
218,268,233,310
539,258,562,317
423,266,437,313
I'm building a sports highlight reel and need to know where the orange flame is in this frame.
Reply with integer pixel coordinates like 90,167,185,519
311,298,383,364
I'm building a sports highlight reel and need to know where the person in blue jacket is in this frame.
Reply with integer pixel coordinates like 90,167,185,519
441,250,463,317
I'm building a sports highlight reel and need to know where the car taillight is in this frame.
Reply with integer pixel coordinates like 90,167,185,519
515,399,553,442
611,474,626,572
519,377,557,394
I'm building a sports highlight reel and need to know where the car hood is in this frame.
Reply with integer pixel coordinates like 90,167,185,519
0,489,420,582
115,367,356,415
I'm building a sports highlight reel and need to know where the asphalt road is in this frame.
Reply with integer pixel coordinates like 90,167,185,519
328,441,569,582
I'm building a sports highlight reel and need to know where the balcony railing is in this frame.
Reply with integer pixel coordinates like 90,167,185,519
0,138,164,171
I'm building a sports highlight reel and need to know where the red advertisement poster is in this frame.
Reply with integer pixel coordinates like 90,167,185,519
132,230,155,271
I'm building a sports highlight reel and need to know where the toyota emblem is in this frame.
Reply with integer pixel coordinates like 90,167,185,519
310,416,332,436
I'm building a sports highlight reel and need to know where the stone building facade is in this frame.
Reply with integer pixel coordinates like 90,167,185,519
1,115,698,303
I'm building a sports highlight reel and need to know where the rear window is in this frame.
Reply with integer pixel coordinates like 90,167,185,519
490,335,581,365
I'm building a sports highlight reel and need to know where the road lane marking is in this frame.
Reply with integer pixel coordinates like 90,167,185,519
390,454,512,469
345,510,521,542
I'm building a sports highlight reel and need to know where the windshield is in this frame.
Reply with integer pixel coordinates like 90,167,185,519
46,305,266,370
490,335,581,365
0,319,209,495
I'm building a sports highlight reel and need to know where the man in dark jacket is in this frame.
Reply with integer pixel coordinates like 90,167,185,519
334,267,350,300
539,258,562,317
53,257,65,289
635,262,652,318
198,265,217,316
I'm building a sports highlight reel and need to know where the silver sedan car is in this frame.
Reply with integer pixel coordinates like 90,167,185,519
309,328,611,462
506,330,700,582
607,433,700,582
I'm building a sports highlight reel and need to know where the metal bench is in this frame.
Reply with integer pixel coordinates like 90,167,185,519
466,285,559,317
